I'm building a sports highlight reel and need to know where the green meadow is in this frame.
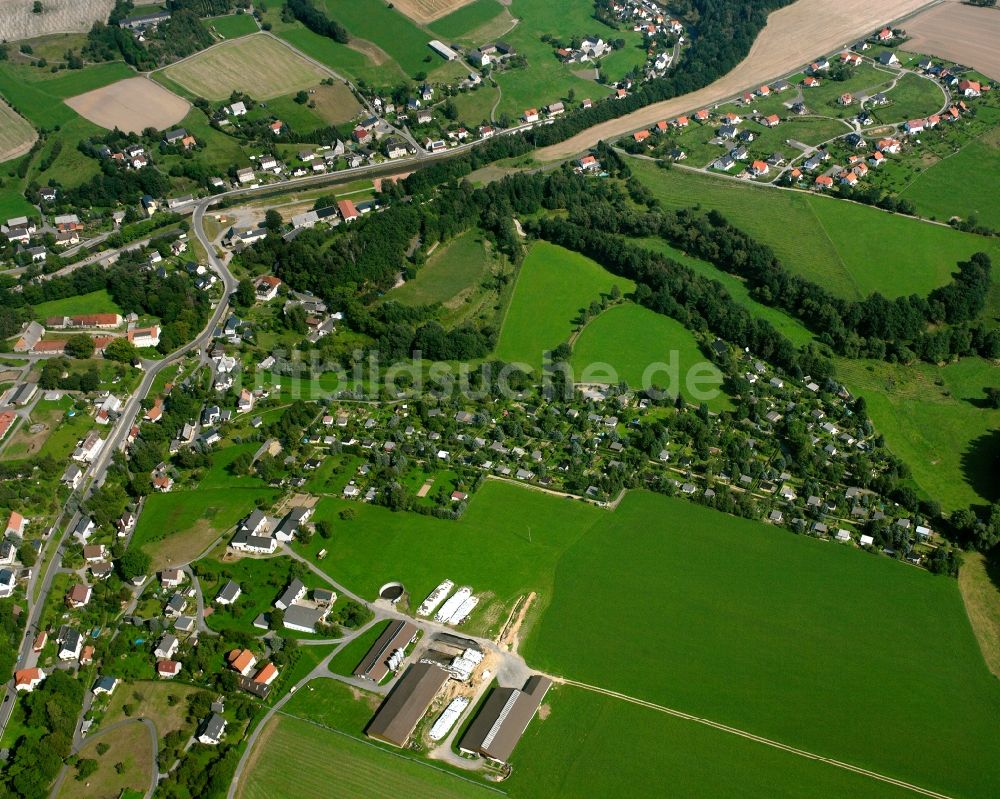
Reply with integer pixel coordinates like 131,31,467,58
429,0,507,41
31,289,123,322
631,158,1000,302
294,480,604,636
495,241,634,370
289,482,1000,798
388,230,492,307
206,12,259,39
570,302,731,410
322,0,432,77
507,685,920,799
520,491,1000,799
836,357,1000,510
900,125,1000,229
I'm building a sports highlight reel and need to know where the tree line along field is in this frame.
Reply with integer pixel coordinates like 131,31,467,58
569,302,732,411
636,237,815,346
494,241,634,371
629,158,1000,303
627,157,1000,511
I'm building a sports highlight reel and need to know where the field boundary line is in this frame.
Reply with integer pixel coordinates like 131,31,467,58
273,710,509,795
561,679,957,799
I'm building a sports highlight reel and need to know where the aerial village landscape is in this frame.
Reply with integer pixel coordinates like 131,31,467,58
0,0,999,798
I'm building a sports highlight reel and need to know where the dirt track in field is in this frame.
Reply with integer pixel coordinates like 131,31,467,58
535,0,936,161
903,0,1000,81
65,76,189,133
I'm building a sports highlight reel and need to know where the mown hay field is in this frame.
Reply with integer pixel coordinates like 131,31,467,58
159,35,325,100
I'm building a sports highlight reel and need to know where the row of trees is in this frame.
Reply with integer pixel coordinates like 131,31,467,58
635,208,998,362
284,0,348,44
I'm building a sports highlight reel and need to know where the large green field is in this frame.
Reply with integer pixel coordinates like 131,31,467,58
900,125,1000,230
241,716,498,799
506,685,920,799
206,12,259,39
323,0,431,77
428,0,507,40
495,241,634,370
294,480,603,637
387,230,492,307
521,491,1000,799
31,289,123,322
570,302,731,410
631,159,1000,303
836,357,1000,510
291,483,1000,797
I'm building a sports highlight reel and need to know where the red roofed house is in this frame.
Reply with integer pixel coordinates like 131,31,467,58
877,138,901,154
254,662,279,686
654,120,668,133
254,275,282,302
633,130,651,143
352,127,372,145
839,93,853,106
128,326,160,348
840,170,858,186
32,630,47,652
15,668,45,692
757,85,770,96
694,109,710,121
576,155,599,170
523,108,539,123
673,116,689,128
32,340,67,355
815,175,834,189
959,80,981,97
840,52,862,66
270,120,285,135
803,76,820,88
750,160,769,177
80,645,95,665
615,88,627,99
145,398,163,423
337,199,358,223
869,150,886,167
152,474,174,493
763,114,781,128
876,27,893,42
228,648,257,676
0,411,16,441
904,118,925,135
157,659,181,678
5,511,26,538
789,168,803,181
